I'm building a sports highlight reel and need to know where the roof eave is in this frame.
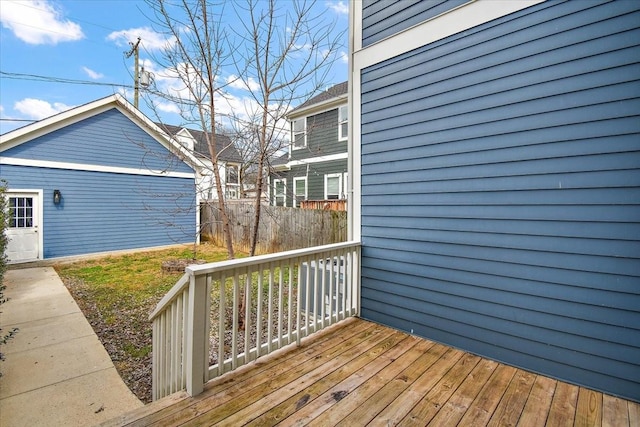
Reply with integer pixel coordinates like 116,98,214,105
0,94,203,172
286,94,348,120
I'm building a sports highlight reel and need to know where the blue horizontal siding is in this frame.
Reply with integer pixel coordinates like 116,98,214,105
3,108,193,174
359,0,640,402
362,0,468,47
2,165,195,258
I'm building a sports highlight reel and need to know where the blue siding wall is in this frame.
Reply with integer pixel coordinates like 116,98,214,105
360,1,640,401
362,0,468,47
1,107,196,258
2,165,195,258
4,108,192,174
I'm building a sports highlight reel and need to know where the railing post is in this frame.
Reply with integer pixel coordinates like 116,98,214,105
186,273,208,396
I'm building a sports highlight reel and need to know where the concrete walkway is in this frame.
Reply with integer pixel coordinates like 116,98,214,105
0,267,143,427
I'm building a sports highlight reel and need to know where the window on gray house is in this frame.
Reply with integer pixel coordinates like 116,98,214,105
274,179,286,206
294,177,307,207
338,105,348,141
292,118,306,149
325,174,341,200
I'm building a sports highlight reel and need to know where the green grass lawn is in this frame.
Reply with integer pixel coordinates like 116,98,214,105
54,243,241,403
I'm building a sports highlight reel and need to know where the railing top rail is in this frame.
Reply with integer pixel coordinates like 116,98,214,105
186,241,361,277
149,272,190,321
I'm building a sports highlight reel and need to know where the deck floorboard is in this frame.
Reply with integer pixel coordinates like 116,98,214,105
100,318,640,427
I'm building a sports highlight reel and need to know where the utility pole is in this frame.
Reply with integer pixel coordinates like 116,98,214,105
125,37,141,108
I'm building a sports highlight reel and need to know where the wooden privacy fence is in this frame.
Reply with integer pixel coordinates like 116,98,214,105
300,199,347,211
200,201,347,254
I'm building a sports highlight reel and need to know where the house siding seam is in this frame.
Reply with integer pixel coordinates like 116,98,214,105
362,0,468,47
3,109,193,174
359,0,640,402
2,165,195,258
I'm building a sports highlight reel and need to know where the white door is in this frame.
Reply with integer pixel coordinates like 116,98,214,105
6,192,41,262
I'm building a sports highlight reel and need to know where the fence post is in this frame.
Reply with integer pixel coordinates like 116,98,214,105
186,273,208,396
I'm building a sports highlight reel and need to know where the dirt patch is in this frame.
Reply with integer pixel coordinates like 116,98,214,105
161,259,206,273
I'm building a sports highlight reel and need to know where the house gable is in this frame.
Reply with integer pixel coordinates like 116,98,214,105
0,95,197,261
2,108,193,175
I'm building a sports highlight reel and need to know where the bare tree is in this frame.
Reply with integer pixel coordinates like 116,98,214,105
229,0,344,256
139,0,343,260
144,0,235,259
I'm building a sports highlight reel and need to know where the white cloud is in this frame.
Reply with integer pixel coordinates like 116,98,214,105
226,75,260,92
82,66,104,80
327,1,349,15
156,102,180,114
107,27,174,51
0,0,83,45
340,51,348,64
13,98,74,120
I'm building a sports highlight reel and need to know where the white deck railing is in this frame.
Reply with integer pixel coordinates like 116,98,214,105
149,241,361,400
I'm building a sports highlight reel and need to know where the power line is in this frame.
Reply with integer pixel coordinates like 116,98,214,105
0,71,133,89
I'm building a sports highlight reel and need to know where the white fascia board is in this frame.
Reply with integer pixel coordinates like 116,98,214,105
353,0,545,70
1,157,195,179
286,152,347,167
273,164,291,172
286,96,348,121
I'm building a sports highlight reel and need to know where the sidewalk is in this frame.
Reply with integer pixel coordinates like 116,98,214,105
0,267,143,427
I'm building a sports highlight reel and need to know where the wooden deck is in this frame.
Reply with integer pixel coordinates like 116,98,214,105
101,318,639,426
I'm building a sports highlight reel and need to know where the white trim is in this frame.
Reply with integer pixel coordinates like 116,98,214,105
293,176,307,208
353,0,544,70
1,157,195,179
0,157,196,178
287,152,348,167
348,0,360,241
5,189,44,263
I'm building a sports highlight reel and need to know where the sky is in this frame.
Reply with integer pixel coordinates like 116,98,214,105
0,0,349,135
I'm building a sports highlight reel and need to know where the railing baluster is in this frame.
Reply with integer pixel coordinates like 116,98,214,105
161,310,168,395
181,288,188,389
232,269,239,369
278,265,284,348
256,265,263,358
152,315,158,400
218,272,226,377
244,268,251,362
288,259,294,346
150,242,360,400
322,253,332,331
267,262,274,353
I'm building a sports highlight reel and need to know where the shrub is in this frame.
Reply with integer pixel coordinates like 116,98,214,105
0,180,18,374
